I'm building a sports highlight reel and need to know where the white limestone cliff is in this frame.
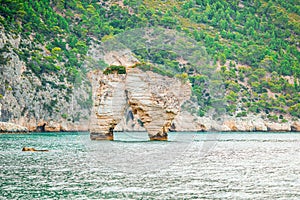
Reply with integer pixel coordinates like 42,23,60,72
0,26,91,132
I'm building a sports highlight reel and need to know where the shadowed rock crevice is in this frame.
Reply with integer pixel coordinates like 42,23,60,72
36,123,46,132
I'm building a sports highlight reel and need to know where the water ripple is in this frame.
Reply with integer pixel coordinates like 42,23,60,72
0,132,300,199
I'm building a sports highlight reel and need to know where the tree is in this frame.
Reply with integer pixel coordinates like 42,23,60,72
220,19,228,30
51,47,62,56
219,53,226,65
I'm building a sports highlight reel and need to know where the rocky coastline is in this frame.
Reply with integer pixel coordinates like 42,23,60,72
1,118,299,134
170,111,300,132
0,122,28,133
4,109,298,134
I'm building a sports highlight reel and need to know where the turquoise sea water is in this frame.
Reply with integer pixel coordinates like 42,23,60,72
0,132,300,199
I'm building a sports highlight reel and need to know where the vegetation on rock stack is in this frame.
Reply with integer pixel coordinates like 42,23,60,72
103,65,126,75
0,0,299,123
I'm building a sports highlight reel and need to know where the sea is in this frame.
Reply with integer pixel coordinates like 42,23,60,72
0,132,300,199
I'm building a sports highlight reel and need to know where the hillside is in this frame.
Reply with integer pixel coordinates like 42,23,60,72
0,0,299,131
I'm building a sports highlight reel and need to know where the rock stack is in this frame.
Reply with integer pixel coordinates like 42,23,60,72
88,51,191,140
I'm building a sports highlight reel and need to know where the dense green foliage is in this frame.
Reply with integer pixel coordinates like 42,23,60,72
103,65,126,75
0,0,299,120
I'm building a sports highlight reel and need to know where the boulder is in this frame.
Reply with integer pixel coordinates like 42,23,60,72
22,147,48,152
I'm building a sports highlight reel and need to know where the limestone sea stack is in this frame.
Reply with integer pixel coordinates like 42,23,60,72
88,51,191,140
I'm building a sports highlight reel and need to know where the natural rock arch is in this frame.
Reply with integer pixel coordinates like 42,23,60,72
88,65,190,141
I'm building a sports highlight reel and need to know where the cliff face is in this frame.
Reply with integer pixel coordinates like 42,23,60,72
88,65,191,140
0,27,91,132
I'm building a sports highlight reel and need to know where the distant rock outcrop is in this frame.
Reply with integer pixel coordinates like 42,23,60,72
0,122,28,133
171,112,300,132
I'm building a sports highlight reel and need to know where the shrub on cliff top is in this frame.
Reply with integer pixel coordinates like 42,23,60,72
103,65,126,75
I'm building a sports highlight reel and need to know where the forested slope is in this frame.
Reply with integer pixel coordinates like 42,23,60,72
0,0,299,125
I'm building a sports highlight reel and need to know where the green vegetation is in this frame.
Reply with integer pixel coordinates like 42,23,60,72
0,0,299,119
61,113,68,119
103,65,126,75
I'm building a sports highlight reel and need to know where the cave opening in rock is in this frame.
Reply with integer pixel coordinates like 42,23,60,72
36,123,46,132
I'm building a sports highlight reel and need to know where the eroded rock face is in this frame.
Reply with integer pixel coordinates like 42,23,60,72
88,66,191,140
291,122,300,132
223,118,268,132
88,70,127,140
0,26,91,132
103,50,139,67
265,122,291,132
126,67,191,140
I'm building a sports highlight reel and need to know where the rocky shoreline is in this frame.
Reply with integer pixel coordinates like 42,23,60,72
170,111,300,132
2,112,300,134
0,122,28,133
1,120,299,134
1,109,300,134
